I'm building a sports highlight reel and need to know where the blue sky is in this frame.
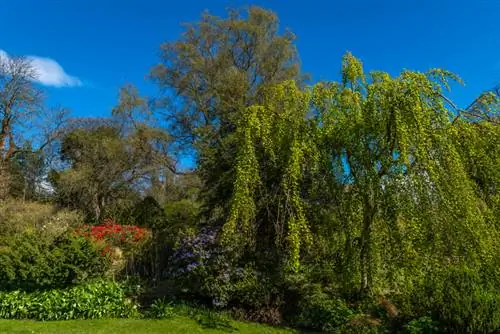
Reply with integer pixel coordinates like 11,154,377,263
1,0,499,118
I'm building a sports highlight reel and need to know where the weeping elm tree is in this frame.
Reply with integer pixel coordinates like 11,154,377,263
309,53,497,292
224,52,498,293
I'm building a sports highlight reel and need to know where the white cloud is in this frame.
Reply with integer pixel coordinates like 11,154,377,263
0,49,82,87
0,50,8,63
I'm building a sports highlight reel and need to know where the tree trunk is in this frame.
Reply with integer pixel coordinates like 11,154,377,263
0,160,10,201
93,194,102,222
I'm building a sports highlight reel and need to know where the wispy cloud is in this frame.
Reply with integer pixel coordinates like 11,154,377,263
0,49,82,87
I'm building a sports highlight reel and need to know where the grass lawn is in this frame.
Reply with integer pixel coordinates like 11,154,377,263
0,318,296,334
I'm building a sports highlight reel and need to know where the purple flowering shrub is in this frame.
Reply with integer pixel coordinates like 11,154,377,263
168,227,281,313
169,227,233,307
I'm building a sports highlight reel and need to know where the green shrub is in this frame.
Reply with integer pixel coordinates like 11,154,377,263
408,265,500,333
162,227,284,324
148,298,175,319
332,319,386,334
227,266,283,324
120,275,147,298
289,285,355,332
133,196,167,229
125,198,200,281
230,266,277,308
0,200,82,237
0,280,139,320
163,199,200,231
0,232,109,291
143,299,235,331
404,316,439,334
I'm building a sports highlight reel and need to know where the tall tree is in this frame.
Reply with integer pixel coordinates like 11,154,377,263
0,55,42,198
0,53,68,200
224,80,316,271
309,53,497,292
451,88,499,226
8,142,47,201
223,52,498,293
150,6,305,215
0,56,42,161
51,119,174,221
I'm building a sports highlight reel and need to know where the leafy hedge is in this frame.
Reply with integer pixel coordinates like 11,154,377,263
0,232,109,291
293,294,355,332
0,280,139,320
412,266,500,333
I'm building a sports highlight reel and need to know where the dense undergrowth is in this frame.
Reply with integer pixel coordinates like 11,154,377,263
0,199,498,333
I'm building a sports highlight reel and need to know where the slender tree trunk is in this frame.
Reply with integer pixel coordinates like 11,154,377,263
101,197,106,219
0,117,9,155
0,160,9,201
93,194,101,222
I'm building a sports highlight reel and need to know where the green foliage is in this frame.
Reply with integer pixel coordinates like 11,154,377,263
309,54,498,293
133,196,167,229
0,200,82,237
286,283,355,332
229,266,281,311
7,145,48,201
297,297,354,332
124,197,200,281
406,265,500,333
146,16,498,328
194,310,235,332
165,228,285,322
0,280,139,320
163,199,200,229
146,300,237,331
451,117,500,225
0,232,109,291
148,299,175,319
171,302,237,332
151,7,306,264
151,6,303,146
403,316,438,334
224,81,315,271
52,123,172,222
332,319,386,334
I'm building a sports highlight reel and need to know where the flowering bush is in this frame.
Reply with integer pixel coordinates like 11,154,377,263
75,218,151,257
169,227,279,313
168,227,233,307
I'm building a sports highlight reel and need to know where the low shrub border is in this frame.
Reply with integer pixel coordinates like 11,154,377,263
0,280,139,320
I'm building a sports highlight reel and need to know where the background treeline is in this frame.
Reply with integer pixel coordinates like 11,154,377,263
0,6,499,333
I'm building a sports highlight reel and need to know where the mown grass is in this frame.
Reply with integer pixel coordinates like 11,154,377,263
0,318,296,334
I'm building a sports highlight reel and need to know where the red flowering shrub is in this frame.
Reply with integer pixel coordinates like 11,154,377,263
75,218,151,258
